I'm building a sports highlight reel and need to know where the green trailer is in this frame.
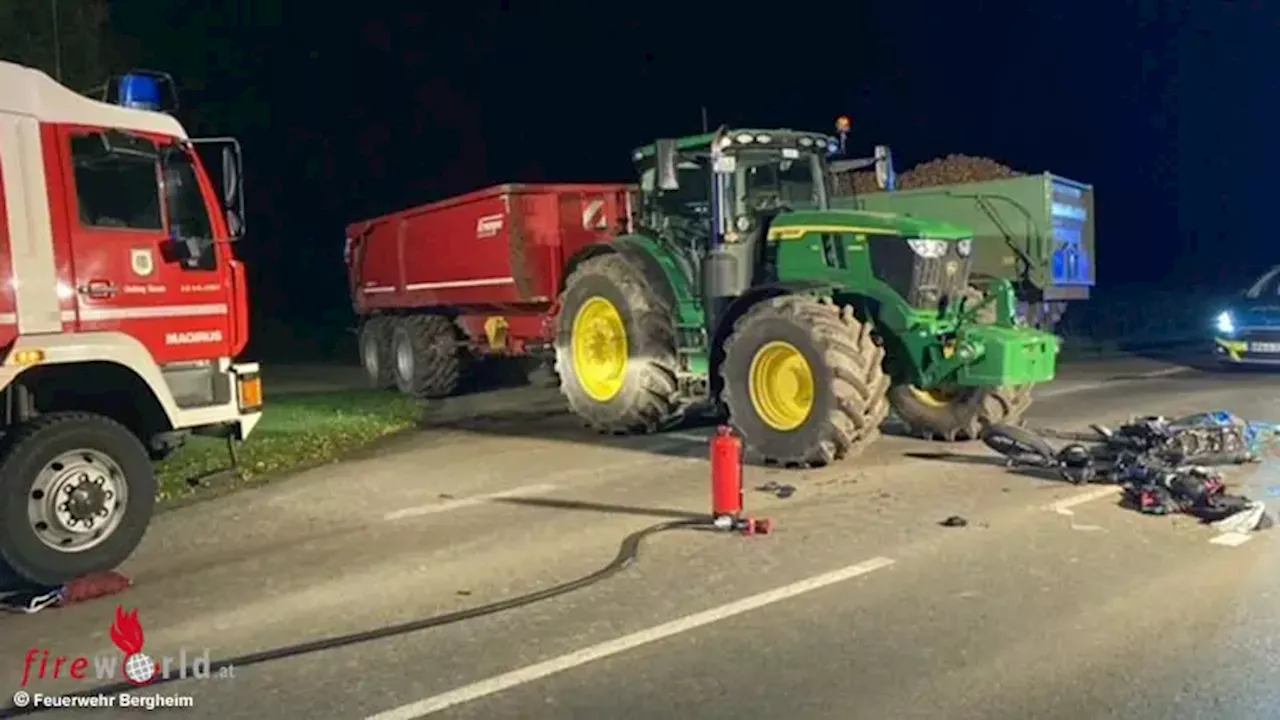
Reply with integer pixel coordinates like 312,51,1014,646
831,168,1096,331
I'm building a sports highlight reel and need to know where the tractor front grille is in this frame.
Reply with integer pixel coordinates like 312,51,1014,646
867,238,972,311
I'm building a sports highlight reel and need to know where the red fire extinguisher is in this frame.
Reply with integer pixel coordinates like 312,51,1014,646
710,425,744,520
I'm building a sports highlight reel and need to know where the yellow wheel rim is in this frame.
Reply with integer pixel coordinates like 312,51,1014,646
908,386,961,408
910,342,960,408
571,297,628,402
748,341,815,431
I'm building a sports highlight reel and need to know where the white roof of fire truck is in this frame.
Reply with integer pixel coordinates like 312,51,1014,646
0,60,186,139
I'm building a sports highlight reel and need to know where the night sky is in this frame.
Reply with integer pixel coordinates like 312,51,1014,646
105,1,1265,357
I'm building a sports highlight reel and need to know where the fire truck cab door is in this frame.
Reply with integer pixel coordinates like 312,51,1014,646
57,128,234,364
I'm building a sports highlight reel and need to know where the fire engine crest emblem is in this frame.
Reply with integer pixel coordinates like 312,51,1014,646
130,248,154,277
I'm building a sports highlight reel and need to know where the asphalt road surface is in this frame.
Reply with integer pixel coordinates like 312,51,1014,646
5,352,1280,719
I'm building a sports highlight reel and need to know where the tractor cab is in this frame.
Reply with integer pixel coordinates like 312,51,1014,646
631,128,837,250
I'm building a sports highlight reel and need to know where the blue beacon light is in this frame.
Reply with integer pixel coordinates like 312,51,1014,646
117,74,162,111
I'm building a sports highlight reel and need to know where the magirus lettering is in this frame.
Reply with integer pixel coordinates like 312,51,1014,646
164,330,222,345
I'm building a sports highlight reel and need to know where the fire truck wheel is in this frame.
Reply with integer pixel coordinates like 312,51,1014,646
720,295,891,467
359,316,396,390
888,384,1033,441
0,412,156,587
391,314,463,398
555,253,682,433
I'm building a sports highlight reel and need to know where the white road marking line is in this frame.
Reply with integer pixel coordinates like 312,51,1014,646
383,484,558,521
1134,367,1189,379
1047,485,1121,515
361,557,897,720
1210,532,1254,547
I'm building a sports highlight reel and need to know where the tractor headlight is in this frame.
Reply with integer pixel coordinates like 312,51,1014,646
907,239,948,259
735,215,753,232
1216,311,1235,335
956,239,972,257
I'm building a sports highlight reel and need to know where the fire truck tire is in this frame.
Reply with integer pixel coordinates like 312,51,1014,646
0,412,156,587
888,384,1034,441
720,295,890,467
391,314,463,398
555,254,682,434
359,316,396,390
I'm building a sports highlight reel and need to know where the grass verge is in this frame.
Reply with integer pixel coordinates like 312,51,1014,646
154,390,423,502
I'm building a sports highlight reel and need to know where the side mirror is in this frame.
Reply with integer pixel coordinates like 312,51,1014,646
221,145,245,238
190,136,246,239
874,145,896,191
655,139,680,191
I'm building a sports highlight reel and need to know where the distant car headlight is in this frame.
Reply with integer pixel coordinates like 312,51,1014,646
956,239,972,257
1216,311,1235,335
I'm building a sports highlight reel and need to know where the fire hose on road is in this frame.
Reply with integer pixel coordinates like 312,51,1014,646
0,427,771,718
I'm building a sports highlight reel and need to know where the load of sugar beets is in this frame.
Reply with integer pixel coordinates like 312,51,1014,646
834,154,1025,195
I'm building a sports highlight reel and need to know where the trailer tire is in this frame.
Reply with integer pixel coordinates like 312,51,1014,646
721,295,890,467
0,412,155,587
359,316,396,390
888,384,1034,441
391,314,463,398
555,254,682,434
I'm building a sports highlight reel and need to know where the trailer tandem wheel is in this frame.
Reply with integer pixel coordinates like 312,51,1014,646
359,316,396,390
391,314,464,398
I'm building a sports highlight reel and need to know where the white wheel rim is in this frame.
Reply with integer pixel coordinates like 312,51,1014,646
27,448,129,553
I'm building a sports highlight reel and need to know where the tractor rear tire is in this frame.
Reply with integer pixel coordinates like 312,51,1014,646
359,316,396,390
0,412,156,587
721,295,890,467
391,314,464,398
888,384,1033,441
554,254,683,434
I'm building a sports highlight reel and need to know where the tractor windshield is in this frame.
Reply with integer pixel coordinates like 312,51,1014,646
729,149,827,216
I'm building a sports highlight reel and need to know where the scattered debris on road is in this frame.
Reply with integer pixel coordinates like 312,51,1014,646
755,480,797,499
981,411,1279,533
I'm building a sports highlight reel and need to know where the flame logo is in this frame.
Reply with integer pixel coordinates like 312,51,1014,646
109,605,156,686
109,606,145,655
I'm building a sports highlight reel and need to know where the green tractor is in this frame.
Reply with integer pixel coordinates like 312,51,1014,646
553,128,1059,465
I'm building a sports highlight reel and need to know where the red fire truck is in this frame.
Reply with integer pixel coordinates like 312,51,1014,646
0,62,262,586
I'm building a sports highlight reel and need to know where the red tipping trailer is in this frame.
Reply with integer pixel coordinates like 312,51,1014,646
345,182,636,396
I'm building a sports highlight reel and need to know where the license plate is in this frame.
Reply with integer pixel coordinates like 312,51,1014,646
1250,342,1280,353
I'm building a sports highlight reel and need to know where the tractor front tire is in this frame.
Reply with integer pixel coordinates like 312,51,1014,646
721,296,890,467
888,384,1033,441
391,314,464,398
359,316,396,390
0,412,156,587
554,254,683,434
